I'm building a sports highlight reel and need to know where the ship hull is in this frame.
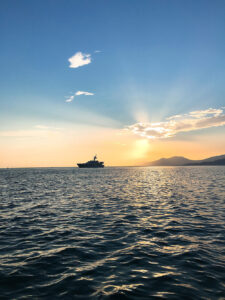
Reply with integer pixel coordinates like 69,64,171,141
77,163,104,168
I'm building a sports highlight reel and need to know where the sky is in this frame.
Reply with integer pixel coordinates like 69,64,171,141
0,0,225,167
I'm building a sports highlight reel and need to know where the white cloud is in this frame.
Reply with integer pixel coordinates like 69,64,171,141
189,108,223,118
75,91,94,96
65,95,75,103
65,91,94,103
68,51,91,68
126,107,225,139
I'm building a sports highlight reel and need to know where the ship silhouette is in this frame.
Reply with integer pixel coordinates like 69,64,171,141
77,155,104,168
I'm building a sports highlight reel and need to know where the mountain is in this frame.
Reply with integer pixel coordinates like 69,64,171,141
147,156,194,166
186,158,225,166
196,154,225,163
145,154,225,166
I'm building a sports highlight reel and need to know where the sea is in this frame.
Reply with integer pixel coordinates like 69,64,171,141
0,167,225,299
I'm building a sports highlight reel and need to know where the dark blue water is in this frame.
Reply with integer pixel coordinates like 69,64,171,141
0,167,225,299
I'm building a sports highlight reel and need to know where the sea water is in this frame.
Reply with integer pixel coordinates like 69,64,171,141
0,167,225,299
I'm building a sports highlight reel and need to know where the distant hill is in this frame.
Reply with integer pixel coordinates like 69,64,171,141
196,154,225,164
186,158,225,166
145,154,225,166
148,156,194,166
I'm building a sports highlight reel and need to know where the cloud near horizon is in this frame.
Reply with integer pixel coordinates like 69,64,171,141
0,127,62,138
126,108,225,139
35,125,61,130
65,91,94,102
68,52,91,68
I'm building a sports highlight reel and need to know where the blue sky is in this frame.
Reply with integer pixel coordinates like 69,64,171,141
0,0,225,166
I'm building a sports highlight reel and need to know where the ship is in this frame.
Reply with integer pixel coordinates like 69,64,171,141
77,155,104,168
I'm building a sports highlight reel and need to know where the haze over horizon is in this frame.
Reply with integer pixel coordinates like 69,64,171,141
1,0,225,167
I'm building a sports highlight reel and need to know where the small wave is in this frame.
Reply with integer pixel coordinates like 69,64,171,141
0,167,225,298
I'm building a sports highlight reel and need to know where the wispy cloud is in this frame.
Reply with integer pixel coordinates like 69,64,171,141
65,91,94,103
94,50,101,53
65,95,75,103
0,127,62,138
75,91,94,96
68,51,91,68
35,125,61,130
126,108,225,139
35,125,49,129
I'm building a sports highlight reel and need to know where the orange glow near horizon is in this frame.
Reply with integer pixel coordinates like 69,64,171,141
0,124,225,168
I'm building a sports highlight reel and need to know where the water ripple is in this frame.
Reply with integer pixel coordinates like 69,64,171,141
0,166,225,299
